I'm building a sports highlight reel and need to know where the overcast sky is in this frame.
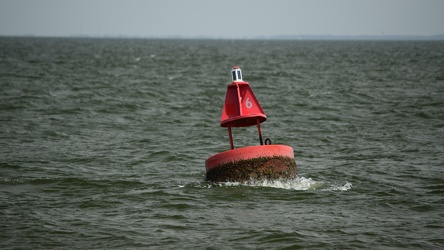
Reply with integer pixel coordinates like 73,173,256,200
1,0,443,38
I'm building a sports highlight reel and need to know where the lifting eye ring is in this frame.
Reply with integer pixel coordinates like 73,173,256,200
264,138,272,145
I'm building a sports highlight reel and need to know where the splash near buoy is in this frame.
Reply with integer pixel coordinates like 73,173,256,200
205,66,298,182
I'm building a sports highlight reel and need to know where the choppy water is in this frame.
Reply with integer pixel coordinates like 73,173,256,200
1,37,444,249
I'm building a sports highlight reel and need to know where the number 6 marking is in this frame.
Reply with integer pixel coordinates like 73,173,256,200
245,98,253,109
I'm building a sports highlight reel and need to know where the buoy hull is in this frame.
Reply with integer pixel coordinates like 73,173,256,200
205,145,297,182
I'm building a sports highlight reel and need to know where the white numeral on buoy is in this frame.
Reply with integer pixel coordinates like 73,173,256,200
245,98,253,109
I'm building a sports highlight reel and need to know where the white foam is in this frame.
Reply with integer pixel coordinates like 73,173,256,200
324,182,353,191
186,177,352,191
210,177,352,191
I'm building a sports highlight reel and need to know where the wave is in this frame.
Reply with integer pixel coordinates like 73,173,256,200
189,176,352,191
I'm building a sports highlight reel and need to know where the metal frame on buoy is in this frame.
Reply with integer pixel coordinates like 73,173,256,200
222,66,267,149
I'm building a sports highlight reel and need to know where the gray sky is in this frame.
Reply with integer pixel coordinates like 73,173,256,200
1,0,443,38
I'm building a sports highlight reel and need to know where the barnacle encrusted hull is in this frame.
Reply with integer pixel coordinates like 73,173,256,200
206,156,297,182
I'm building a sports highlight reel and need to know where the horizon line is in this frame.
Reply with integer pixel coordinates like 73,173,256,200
1,34,444,41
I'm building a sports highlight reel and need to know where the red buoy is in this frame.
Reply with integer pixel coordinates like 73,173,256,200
205,66,297,182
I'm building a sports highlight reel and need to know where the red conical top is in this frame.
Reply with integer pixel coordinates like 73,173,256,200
220,66,266,127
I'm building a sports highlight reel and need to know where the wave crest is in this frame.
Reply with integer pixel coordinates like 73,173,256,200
207,177,352,191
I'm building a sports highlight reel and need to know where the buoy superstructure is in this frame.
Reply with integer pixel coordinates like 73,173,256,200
205,66,297,182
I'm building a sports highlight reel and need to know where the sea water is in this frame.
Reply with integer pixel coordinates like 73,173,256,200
1,37,443,248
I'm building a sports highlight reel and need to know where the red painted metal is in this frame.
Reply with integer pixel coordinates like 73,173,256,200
205,144,294,172
256,119,264,145
204,66,297,181
220,81,266,128
228,126,234,150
